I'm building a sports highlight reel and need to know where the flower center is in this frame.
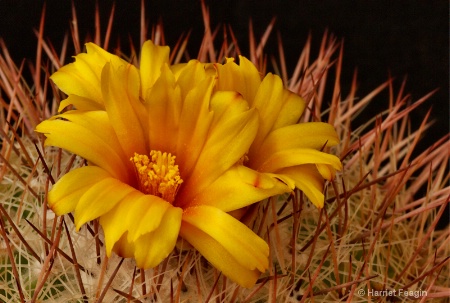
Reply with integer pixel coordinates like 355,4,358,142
130,150,183,203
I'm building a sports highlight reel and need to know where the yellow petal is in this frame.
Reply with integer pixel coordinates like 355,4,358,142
58,95,105,112
111,233,135,259
188,165,290,212
209,91,251,127
85,42,127,65
258,148,342,174
181,222,262,288
50,54,103,104
252,122,340,167
133,206,183,269
48,166,111,215
236,56,262,103
145,64,182,153
182,206,269,273
176,60,213,100
178,93,258,205
50,43,127,104
170,62,187,79
215,56,261,103
139,40,170,97
74,177,135,230
101,62,147,157
36,112,131,181
126,194,172,242
195,94,257,175
249,73,284,152
266,122,339,149
175,74,214,177
55,111,126,155
272,90,306,130
277,165,326,208
99,190,142,255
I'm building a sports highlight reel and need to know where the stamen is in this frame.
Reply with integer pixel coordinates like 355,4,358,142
130,150,183,203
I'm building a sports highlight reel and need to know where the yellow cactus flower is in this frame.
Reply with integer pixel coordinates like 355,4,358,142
37,41,284,288
36,41,341,288
210,57,343,208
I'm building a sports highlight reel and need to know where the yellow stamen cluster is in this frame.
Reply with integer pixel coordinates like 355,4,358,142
130,150,183,203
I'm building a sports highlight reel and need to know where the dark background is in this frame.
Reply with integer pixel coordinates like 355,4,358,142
0,1,448,226
0,0,447,148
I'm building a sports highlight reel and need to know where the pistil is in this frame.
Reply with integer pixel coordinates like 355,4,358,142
130,150,183,203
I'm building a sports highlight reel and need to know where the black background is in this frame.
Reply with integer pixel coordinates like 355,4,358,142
0,1,448,225
0,1,447,158
0,0,447,148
